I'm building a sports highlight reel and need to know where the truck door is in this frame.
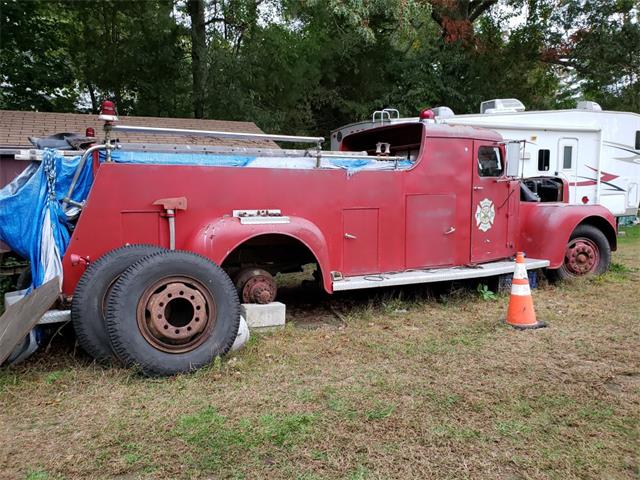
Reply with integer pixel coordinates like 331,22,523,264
470,143,512,263
558,138,578,203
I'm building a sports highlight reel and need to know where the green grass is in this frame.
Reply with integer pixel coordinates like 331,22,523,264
618,224,640,243
1,224,639,479
173,406,316,472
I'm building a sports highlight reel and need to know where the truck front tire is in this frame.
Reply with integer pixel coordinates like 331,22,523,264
105,250,240,376
71,244,164,364
551,224,611,280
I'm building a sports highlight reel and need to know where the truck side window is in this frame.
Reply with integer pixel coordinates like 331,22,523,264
562,145,573,169
537,149,550,171
636,131,640,150
477,146,503,177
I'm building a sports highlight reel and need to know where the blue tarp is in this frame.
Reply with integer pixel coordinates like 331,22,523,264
0,150,93,287
104,150,413,172
107,150,256,167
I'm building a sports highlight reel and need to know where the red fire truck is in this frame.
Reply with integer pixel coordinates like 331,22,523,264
0,104,617,375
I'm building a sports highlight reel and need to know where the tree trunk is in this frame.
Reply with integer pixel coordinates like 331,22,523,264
430,0,498,43
87,83,98,113
187,0,207,118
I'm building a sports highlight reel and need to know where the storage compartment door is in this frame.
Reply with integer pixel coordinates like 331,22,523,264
342,209,379,275
405,194,456,268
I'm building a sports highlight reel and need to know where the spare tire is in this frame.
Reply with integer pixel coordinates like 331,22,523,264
105,250,240,376
71,244,164,363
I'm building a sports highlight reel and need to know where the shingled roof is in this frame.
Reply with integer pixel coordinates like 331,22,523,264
0,110,275,149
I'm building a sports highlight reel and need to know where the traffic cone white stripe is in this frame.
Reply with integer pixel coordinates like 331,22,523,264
511,283,531,296
513,263,528,280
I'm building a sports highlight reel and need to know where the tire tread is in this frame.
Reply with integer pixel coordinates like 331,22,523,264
71,244,163,363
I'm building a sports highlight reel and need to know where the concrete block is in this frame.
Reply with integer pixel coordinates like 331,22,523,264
241,302,286,330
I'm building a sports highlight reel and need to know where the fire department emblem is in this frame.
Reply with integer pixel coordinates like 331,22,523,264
475,198,495,232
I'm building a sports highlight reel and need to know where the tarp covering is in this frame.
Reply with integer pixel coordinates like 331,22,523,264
0,150,93,287
105,150,413,173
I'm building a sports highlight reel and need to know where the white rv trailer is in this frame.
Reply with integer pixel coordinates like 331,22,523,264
331,102,640,217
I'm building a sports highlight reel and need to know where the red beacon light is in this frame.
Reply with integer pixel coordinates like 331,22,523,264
98,100,119,123
85,127,95,138
419,108,436,121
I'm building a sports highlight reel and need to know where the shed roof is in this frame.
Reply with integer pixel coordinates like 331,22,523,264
0,110,276,149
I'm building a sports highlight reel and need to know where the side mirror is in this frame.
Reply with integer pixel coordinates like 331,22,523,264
505,142,521,177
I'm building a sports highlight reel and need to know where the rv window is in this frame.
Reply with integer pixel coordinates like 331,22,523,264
562,146,573,169
537,149,550,171
635,131,640,150
477,146,503,177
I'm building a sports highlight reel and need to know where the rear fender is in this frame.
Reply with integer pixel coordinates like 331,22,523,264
518,203,617,268
185,216,333,292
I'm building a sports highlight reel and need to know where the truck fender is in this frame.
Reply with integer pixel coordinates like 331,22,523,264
184,215,333,292
518,203,617,268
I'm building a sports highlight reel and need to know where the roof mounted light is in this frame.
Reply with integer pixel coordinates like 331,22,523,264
98,100,118,122
432,106,455,119
419,108,436,120
85,127,95,138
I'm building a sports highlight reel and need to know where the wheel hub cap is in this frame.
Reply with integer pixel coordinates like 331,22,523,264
565,238,599,275
242,276,277,304
137,276,216,353
147,283,207,341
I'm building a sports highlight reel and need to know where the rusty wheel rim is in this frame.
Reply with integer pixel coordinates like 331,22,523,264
136,275,216,353
241,275,277,304
564,236,600,276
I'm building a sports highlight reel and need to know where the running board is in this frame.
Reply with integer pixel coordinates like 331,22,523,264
332,258,550,291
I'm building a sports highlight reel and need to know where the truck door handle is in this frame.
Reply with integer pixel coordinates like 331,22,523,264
473,186,484,191
444,227,456,235
344,233,357,240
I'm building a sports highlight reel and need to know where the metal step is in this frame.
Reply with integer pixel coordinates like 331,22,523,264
38,309,71,325
4,289,71,325
332,258,550,291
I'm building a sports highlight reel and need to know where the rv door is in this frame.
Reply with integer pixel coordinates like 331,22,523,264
558,138,578,203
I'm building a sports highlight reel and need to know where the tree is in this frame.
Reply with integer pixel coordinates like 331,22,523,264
0,0,79,111
429,0,499,42
564,0,640,111
187,0,208,118
68,0,191,116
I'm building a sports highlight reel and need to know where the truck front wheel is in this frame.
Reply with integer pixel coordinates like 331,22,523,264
552,224,611,280
105,250,240,376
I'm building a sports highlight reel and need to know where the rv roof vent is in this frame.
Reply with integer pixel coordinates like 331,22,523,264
432,106,455,118
480,98,525,114
576,100,602,112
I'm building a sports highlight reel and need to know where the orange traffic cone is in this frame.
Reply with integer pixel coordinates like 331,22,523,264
506,252,546,330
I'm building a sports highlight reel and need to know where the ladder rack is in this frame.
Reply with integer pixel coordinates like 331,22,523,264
110,124,325,147
109,142,407,162
0,148,82,161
